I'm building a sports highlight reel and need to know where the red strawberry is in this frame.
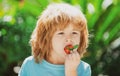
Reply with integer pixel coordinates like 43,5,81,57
64,47,71,54
66,45,74,50
64,44,79,54
64,44,73,54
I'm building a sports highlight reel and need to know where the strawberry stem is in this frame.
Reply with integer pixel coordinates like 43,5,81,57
73,45,79,49
69,45,78,51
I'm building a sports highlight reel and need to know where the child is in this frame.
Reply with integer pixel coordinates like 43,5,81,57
18,3,91,76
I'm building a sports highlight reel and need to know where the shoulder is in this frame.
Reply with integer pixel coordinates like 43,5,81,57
77,60,91,76
22,56,35,66
79,60,91,69
24,56,34,62
78,60,91,73
18,56,34,76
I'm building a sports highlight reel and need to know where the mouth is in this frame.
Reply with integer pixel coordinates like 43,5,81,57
64,44,79,54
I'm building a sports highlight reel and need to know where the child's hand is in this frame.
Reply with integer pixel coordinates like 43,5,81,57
65,51,81,76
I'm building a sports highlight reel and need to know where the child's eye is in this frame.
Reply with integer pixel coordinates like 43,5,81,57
58,32,64,35
72,32,78,34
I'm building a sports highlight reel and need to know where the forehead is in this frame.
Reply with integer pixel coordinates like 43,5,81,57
56,23,81,31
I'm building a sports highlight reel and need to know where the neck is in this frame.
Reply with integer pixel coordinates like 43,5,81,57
45,52,65,65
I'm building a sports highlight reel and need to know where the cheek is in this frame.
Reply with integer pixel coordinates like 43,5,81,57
52,36,64,50
74,36,80,44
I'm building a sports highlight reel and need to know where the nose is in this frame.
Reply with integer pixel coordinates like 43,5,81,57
66,38,72,43
65,35,72,43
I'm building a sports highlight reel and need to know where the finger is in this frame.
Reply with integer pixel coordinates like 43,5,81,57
71,51,78,60
71,52,76,60
66,54,70,59
70,50,73,54
72,51,80,60
69,54,73,60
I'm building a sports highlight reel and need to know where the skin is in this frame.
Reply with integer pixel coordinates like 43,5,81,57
47,24,81,76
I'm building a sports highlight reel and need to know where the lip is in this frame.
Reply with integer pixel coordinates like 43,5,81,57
64,44,74,49
64,44,73,47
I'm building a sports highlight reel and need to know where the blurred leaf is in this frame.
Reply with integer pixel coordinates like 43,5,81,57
78,0,87,13
0,28,7,35
105,22,120,44
95,4,120,42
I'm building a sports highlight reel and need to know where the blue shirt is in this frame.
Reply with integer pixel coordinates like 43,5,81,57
18,56,91,76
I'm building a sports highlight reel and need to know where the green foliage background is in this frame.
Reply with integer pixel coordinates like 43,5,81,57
0,0,120,76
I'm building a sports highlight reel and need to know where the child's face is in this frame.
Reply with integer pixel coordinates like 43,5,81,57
51,24,80,58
